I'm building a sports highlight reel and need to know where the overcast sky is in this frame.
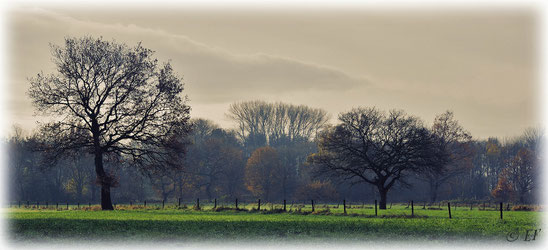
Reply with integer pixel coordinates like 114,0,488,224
4,6,539,139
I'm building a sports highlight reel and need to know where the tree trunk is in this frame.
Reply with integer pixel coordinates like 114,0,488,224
378,187,388,209
206,181,213,201
429,181,439,203
94,150,114,210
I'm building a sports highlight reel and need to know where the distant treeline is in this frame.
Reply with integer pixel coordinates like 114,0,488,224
6,101,542,205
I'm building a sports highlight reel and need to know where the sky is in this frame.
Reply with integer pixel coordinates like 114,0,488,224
3,5,540,140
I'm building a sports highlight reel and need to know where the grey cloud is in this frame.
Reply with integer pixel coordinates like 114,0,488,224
11,8,366,105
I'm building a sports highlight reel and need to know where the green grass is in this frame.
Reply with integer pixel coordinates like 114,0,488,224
5,204,542,243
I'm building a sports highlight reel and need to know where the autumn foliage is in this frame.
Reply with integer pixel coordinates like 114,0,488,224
491,175,516,202
245,147,283,201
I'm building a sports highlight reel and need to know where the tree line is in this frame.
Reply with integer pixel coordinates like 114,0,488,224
6,37,542,210
7,101,542,208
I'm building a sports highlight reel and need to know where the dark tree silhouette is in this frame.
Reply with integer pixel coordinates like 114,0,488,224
308,107,443,209
28,37,191,210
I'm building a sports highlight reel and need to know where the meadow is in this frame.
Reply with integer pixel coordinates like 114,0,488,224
5,202,543,244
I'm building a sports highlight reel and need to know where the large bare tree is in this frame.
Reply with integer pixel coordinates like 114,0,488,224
308,107,443,209
28,37,191,210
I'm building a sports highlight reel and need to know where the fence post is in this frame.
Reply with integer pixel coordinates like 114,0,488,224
500,202,503,220
343,199,347,214
283,200,286,211
162,200,165,209
235,198,238,209
448,202,452,219
411,200,414,217
144,200,147,208
78,202,80,209
470,203,473,211
56,202,58,209
197,198,200,209
178,198,181,207
214,198,217,209
375,200,378,216
311,200,315,212
258,199,261,210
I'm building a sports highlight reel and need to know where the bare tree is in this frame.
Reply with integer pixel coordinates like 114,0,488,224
422,111,473,202
308,107,443,209
28,37,191,210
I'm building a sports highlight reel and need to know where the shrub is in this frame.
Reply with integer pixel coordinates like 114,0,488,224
511,205,539,211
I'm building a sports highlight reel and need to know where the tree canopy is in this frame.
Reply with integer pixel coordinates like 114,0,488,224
308,107,444,209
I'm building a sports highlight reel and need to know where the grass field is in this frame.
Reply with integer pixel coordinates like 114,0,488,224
5,203,543,243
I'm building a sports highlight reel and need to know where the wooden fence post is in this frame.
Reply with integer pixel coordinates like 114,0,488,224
283,200,286,211
343,199,347,214
196,198,200,209
375,200,378,216
162,200,165,209
178,198,181,207
214,198,217,209
470,203,473,211
411,200,414,217
235,198,238,209
311,200,315,212
258,199,261,210
448,202,452,219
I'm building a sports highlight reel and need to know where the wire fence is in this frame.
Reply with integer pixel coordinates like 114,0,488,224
7,199,538,220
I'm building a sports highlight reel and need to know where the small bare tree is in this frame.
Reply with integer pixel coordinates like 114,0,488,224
422,111,473,203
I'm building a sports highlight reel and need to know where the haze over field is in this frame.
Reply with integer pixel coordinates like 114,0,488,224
5,6,539,139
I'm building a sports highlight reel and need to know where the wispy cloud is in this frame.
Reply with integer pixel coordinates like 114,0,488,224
10,8,367,105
